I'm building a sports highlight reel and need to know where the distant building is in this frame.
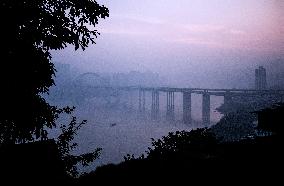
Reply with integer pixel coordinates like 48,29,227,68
255,66,267,90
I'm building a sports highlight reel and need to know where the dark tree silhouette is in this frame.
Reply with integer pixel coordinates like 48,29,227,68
56,113,102,177
147,128,218,161
0,0,109,143
211,111,257,142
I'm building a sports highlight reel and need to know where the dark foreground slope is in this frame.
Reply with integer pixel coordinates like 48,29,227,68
78,135,282,185
0,140,74,185
0,104,283,185
78,104,284,185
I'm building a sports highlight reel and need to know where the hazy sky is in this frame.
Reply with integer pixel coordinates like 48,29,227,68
52,0,284,88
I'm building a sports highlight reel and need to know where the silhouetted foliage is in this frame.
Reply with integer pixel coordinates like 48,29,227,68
211,111,257,142
147,128,218,160
0,1,108,183
56,112,101,177
0,0,108,143
78,119,283,184
0,139,70,184
214,95,280,142
256,103,284,134
123,153,145,162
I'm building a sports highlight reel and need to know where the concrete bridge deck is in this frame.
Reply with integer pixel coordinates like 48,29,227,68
81,85,284,127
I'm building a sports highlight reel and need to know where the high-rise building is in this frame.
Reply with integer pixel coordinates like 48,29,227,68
255,66,267,90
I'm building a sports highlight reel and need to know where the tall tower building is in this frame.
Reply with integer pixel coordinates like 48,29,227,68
255,66,267,90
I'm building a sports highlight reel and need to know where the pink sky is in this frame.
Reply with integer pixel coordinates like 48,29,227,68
53,0,284,88
97,0,283,54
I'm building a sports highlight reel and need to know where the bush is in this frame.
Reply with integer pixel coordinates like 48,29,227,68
147,128,218,160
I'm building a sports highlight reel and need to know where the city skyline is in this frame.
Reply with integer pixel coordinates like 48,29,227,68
52,0,284,88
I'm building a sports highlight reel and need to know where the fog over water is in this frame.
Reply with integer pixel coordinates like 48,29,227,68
47,85,223,172
48,0,284,172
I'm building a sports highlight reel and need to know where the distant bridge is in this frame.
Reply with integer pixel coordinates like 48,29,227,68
79,86,284,126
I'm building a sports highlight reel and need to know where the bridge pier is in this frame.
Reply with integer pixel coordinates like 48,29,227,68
128,90,136,111
166,91,175,121
129,91,133,110
151,91,159,120
183,91,192,124
114,90,121,107
202,91,210,127
224,91,233,106
139,89,146,117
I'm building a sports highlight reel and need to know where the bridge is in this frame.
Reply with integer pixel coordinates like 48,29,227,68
79,86,284,127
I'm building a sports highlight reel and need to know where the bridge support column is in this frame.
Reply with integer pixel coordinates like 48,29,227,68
224,91,233,105
130,91,134,110
114,90,121,107
129,90,136,111
166,91,175,121
202,92,210,127
151,91,159,120
183,91,192,124
139,89,146,118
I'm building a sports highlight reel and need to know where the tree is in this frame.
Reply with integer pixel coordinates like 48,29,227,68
56,113,101,177
147,129,218,161
211,111,257,142
0,0,109,143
